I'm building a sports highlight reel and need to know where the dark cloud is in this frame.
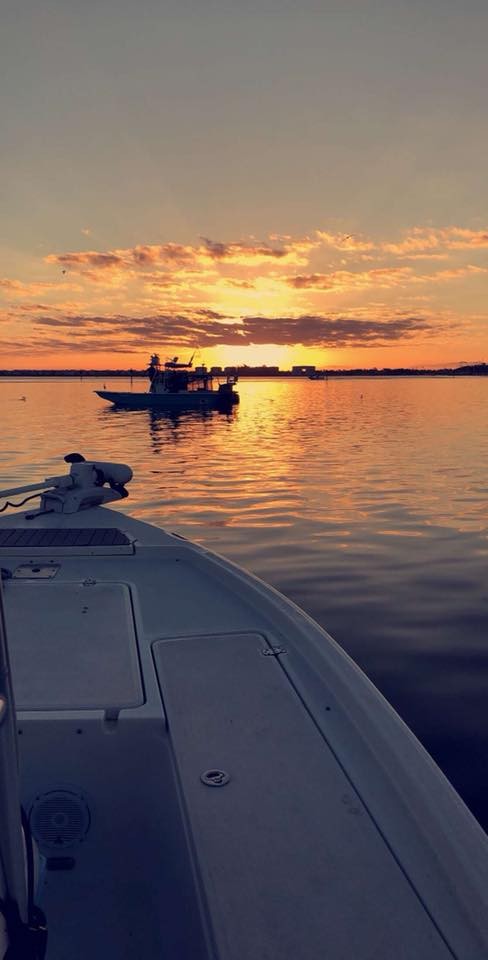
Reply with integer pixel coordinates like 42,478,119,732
132,243,195,265
54,252,123,269
225,279,256,289
36,314,128,328
16,303,52,312
2,333,131,354
32,311,435,352
196,308,230,320
238,315,432,346
200,237,288,260
289,274,324,289
45,244,194,273
146,275,183,288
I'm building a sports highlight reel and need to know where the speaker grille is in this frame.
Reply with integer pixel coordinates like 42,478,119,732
29,789,90,849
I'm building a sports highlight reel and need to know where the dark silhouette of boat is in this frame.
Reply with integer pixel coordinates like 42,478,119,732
96,354,239,410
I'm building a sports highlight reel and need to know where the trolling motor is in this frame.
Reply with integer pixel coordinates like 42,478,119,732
0,454,133,516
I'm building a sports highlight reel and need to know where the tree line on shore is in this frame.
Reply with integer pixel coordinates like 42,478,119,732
1,364,487,378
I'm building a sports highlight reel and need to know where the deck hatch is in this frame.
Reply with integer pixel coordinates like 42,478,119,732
4,580,143,711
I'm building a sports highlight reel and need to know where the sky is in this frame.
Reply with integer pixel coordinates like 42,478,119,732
1,0,488,370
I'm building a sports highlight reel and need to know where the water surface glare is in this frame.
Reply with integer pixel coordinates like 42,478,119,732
2,375,488,829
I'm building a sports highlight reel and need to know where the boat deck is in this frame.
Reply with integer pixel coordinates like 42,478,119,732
1,505,488,958
155,632,450,959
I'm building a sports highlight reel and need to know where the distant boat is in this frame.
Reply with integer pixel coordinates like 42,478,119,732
96,354,239,410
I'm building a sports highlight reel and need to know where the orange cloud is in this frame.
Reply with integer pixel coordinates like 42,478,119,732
43,226,488,306
435,227,488,249
287,263,487,293
0,278,60,296
410,264,488,284
45,234,316,280
382,230,444,257
316,231,375,252
382,226,488,257
314,225,488,260
288,267,414,291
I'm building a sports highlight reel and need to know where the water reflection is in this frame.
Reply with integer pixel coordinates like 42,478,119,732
1,375,488,829
146,407,237,453
98,404,238,454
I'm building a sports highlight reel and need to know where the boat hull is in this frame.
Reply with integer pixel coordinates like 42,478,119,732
95,389,239,410
1,483,488,958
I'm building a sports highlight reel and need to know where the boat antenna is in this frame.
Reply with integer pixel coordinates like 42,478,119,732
189,343,203,366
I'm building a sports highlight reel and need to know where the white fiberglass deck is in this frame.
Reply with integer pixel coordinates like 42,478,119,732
155,632,450,959
1,503,488,958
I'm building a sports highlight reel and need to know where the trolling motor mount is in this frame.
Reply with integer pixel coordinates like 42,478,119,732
0,455,133,516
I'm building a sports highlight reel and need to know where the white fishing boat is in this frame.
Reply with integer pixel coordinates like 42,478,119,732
96,354,239,410
1,453,488,959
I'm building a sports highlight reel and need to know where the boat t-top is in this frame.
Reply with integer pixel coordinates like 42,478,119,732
96,354,239,410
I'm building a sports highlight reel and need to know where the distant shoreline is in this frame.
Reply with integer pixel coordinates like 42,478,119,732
1,365,487,379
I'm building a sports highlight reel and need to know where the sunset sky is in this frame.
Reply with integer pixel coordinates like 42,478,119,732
1,0,487,370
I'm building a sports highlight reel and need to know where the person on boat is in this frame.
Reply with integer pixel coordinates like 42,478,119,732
147,354,161,393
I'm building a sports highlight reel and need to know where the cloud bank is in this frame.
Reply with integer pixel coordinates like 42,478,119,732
28,310,435,353
1,223,485,362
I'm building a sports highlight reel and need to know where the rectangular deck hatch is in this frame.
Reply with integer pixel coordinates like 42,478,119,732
4,581,143,711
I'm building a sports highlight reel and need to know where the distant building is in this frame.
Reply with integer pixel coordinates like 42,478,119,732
210,366,223,374
244,365,279,376
224,365,281,376
292,365,316,376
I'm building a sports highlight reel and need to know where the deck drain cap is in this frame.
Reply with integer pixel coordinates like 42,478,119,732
29,789,90,849
200,769,230,787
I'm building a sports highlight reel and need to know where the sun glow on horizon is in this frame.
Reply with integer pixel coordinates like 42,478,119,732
204,343,296,370
2,2,488,370
1,225,488,370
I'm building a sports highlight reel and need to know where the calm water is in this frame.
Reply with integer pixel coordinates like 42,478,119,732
2,375,488,829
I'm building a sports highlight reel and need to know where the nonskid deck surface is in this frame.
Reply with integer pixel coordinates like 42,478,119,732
18,715,207,959
0,527,131,548
1,504,488,958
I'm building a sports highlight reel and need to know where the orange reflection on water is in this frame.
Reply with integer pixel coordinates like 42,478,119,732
3,373,488,829
0,374,487,542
